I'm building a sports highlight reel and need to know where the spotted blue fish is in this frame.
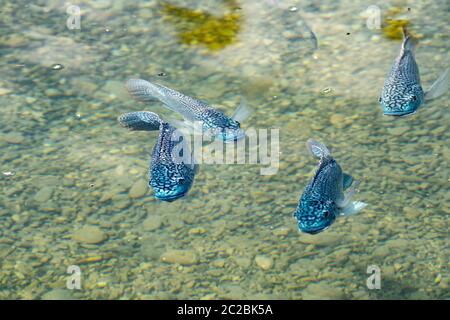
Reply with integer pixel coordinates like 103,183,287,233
380,26,449,116
294,139,367,234
125,79,252,142
118,111,197,202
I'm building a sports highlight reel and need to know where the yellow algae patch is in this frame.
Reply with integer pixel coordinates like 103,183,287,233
382,7,421,40
162,1,242,51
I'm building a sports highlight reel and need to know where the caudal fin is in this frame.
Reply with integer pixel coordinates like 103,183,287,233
125,79,160,102
425,67,449,100
306,139,331,159
118,111,161,131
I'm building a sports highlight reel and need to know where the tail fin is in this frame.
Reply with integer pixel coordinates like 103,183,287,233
401,26,417,53
425,67,449,100
125,79,160,102
306,139,331,159
118,111,161,131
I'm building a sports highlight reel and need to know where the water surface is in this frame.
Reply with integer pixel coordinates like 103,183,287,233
0,0,448,299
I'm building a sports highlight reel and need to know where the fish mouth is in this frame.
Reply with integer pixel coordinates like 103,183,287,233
383,110,416,117
217,127,246,143
299,225,329,235
303,229,323,235
155,191,187,202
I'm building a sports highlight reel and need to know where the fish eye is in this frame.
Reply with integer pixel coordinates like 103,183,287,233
378,97,382,102
412,95,417,101
323,211,331,218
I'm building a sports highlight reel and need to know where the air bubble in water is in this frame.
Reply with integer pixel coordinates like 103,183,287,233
51,64,64,70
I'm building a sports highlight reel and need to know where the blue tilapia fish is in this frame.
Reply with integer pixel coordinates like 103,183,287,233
118,111,197,202
380,26,449,116
125,79,252,142
294,139,367,234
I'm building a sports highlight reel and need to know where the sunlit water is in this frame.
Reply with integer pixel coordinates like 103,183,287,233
0,0,448,299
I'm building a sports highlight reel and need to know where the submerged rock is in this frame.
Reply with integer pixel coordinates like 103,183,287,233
302,283,346,300
255,255,274,270
160,249,199,265
142,215,163,231
33,187,54,203
72,226,106,244
298,232,344,246
128,180,148,199
41,289,75,300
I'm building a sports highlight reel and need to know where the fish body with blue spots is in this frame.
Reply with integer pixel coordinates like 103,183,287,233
118,111,197,202
294,139,367,234
380,27,449,116
125,79,252,142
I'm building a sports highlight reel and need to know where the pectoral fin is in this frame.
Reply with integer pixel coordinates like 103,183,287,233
231,97,253,123
343,173,354,190
337,180,360,208
164,116,203,137
425,67,449,100
341,201,368,216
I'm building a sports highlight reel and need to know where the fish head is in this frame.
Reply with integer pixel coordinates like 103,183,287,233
380,84,423,116
296,199,338,234
219,119,246,142
203,113,245,143
151,163,194,202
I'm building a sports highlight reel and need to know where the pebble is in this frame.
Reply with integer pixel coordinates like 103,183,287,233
160,249,199,265
211,259,226,268
1,132,25,144
329,114,347,128
142,215,163,231
372,238,410,258
25,96,37,104
0,244,14,259
388,126,409,136
33,187,54,203
71,77,98,95
403,206,421,219
272,227,290,237
234,256,252,268
90,0,112,9
298,232,344,246
255,255,274,270
0,88,12,96
188,227,207,235
72,226,107,244
101,80,129,100
302,283,345,300
45,88,62,97
128,180,148,198
41,289,75,300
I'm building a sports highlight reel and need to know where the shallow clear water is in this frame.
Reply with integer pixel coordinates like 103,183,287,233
0,0,448,299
